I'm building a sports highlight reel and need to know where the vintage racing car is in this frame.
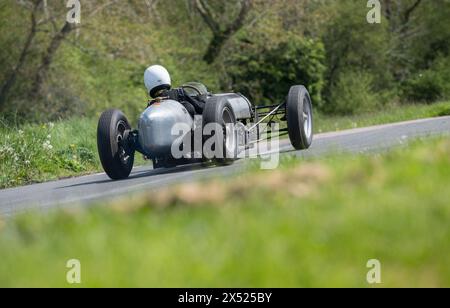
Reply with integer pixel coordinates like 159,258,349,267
97,65,313,180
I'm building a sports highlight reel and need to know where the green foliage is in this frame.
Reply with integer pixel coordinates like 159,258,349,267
1,138,450,287
0,118,99,188
0,1,221,122
399,0,450,76
321,0,393,114
327,70,380,115
227,34,326,105
0,0,449,119
323,1,391,87
402,72,445,104
402,57,450,103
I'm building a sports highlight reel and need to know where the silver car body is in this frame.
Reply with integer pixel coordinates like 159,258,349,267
138,94,253,158
138,99,193,157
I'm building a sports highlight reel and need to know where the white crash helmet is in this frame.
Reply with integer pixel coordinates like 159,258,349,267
144,65,171,98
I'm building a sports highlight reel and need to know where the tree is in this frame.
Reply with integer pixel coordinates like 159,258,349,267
383,0,423,26
30,0,119,98
0,0,121,108
30,21,76,98
0,0,42,110
227,35,326,105
192,0,253,64
382,0,425,81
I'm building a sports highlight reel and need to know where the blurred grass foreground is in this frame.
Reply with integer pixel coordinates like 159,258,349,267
0,137,449,287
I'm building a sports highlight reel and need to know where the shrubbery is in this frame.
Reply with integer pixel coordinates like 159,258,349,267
226,34,326,106
321,0,392,114
327,71,380,115
402,72,446,103
401,57,450,103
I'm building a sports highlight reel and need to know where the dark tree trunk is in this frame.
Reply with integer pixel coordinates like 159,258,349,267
0,0,41,110
403,0,423,25
30,21,74,98
384,0,392,20
194,0,252,64
204,34,228,64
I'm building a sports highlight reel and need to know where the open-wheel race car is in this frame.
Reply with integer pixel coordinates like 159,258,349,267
97,65,313,180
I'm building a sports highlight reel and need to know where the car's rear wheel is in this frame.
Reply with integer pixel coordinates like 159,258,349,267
203,97,238,165
97,109,135,180
286,85,314,150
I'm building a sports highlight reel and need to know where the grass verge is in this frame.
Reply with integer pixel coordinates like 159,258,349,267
0,137,449,287
0,118,99,189
314,101,450,133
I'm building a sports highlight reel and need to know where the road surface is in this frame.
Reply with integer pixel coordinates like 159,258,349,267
0,116,449,217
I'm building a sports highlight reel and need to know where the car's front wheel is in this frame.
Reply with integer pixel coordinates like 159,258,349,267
97,109,135,180
286,85,314,150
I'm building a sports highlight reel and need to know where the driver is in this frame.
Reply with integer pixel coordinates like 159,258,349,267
144,65,206,116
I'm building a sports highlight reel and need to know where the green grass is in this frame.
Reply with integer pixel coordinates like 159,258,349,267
0,101,449,189
314,101,450,133
0,118,100,189
0,138,449,287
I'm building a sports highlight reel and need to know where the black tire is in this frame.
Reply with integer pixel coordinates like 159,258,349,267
97,109,135,180
203,96,238,165
286,85,314,150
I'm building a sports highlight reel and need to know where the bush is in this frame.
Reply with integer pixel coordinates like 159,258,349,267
327,71,380,115
402,72,445,103
402,57,450,103
226,34,326,106
322,0,392,106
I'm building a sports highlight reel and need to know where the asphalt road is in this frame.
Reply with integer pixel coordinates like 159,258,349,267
0,116,449,217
